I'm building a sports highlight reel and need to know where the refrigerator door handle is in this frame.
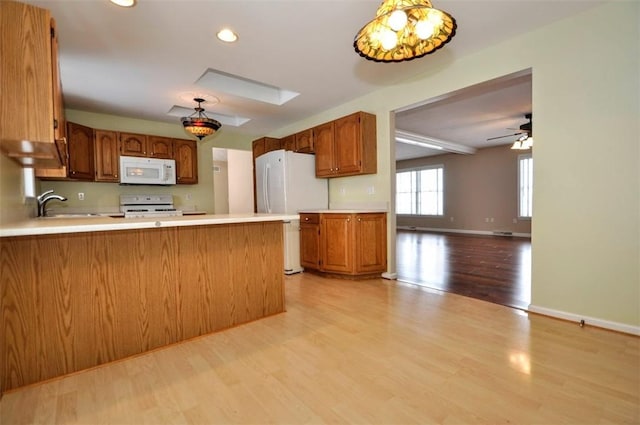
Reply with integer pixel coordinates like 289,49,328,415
264,163,271,213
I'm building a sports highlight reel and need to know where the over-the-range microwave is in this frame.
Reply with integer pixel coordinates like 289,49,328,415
119,156,176,185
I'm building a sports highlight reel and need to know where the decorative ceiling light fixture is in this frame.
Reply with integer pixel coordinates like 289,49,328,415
181,98,222,140
511,134,534,150
109,0,136,7
353,0,457,63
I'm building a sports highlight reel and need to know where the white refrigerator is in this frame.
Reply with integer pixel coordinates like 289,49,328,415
255,149,328,274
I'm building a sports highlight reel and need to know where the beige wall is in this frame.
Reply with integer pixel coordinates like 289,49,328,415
227,149,254,214
396,146,532,235
0,155,34,223
40,109,253,213
212,160,229,214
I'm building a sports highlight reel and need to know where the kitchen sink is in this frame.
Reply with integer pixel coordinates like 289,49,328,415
40,213,104,219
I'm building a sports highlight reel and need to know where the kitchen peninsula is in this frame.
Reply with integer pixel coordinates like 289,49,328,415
0,213,295,393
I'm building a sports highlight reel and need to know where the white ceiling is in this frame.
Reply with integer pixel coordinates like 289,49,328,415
24,0,604,157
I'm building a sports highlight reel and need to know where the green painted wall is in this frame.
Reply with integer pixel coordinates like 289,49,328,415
41,110,253,213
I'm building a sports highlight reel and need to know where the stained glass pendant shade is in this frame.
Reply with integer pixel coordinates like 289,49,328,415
354,0,457,63
181,98,222,140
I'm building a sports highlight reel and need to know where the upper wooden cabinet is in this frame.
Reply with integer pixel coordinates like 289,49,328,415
148,136,173,159
94,130,119,182
252,137,281,159
315,112,377,178
66,122,95,180
0,1,65,168
300,212,387,277
294,129,314,153
281,135,296,152
174,139,198,184
120,132,148,157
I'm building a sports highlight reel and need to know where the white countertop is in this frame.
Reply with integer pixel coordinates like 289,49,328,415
0,213,300,238
298,209,387,214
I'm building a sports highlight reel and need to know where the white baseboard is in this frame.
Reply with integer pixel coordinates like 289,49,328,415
528,304,640,336
397,226,531,238
381,272,397,280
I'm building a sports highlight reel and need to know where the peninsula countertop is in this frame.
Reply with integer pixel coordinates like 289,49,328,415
0,213,300,237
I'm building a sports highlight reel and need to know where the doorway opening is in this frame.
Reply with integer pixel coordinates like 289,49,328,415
393,70,533,309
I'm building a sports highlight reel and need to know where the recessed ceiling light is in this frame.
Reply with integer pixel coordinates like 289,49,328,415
110,0,136,7
217,28,238,43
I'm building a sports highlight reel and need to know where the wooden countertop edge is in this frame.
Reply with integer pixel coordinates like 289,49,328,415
0,214,300,238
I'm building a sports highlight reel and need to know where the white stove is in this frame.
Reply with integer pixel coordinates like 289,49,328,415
119,194,183,218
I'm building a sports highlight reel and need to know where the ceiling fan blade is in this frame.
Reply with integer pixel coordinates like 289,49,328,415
487,132,522,141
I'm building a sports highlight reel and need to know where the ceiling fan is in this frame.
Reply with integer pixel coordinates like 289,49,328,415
487,113,532,141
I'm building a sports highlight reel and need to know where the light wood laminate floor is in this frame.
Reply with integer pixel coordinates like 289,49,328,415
1,273,638,424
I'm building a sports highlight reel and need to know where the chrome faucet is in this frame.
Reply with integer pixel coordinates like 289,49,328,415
37,190,67,217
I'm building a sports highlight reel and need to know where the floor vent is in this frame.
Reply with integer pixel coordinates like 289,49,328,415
492,231,513,237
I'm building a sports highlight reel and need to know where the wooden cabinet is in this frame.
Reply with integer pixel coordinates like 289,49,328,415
281,135,296,151
120,132,148,157
252,137,281,159
300,214,321,269
313,122,335,176
1,1,65,168
294,129,314,153
94,130,119,182
321,213,355,273
66,122,95,180
174,138,198,184
301,212,387,277
315,112,377,178
148,136,173,159
354,213,387,274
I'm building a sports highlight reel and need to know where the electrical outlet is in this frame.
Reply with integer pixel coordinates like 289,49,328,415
367,186,375,195
450,217,454,222
78,192,84,201
186,194,192,201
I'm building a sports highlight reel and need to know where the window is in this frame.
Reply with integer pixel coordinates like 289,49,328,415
396,165,444,215
518,154,533,218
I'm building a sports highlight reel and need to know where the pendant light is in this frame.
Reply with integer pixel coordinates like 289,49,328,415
181,98,222,140
354,0,457,63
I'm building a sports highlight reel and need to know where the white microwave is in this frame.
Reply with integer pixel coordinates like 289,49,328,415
119,156,176,185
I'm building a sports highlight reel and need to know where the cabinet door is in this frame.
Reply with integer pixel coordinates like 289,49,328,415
66,122,94,180
174,139,198,184
313,122,335,177
355,213,387,274
295,129,314,153
300,214,320,270
148,136,173,159
333,113,362,175
252,138,266,159
282,135,295,151
120,132,148,157
94,130,119,182
264,137,282,153
320,214,354,273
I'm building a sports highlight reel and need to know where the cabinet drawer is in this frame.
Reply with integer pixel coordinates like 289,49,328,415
300,213,319,224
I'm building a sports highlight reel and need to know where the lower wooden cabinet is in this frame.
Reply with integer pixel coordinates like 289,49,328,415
300,212,386,277
300,213,321,269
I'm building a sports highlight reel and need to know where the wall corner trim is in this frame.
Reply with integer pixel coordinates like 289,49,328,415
528,304,640,336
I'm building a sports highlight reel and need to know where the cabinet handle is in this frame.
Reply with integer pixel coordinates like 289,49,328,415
358,218,361,222
305,217,309,221
347,218,350,222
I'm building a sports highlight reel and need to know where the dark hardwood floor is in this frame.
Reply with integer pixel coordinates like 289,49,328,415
396,230,531,310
